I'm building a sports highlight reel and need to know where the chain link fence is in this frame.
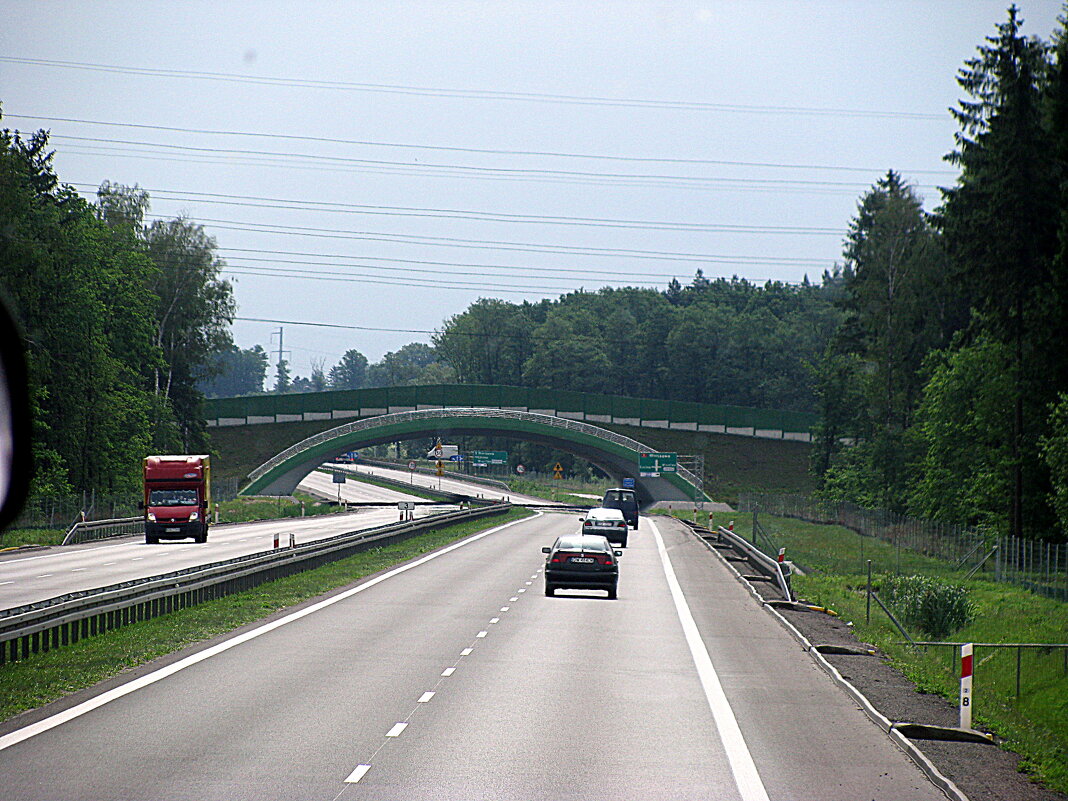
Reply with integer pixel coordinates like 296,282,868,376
8,478,243,533
739,493,1068,601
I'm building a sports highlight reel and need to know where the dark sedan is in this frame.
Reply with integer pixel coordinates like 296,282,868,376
542,534,621,599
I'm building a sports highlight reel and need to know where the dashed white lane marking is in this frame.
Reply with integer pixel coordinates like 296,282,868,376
648,519,770,801
385,722,408,737
490,618,500,624
417,692,435,703
131,557,143,561
102,562,116,566
344,765,371,783
441,667,455,677
36,574,53,578
525,581,532,585
71,568,87,572
0,512,544,756
460,648,473,656
509,597,518,602
500,606,509,611
476,631,488,638
518,588,526,593
0,581,13,586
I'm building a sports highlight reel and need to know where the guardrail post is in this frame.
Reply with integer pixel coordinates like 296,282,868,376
1016,647,1022,699
866,560,872,624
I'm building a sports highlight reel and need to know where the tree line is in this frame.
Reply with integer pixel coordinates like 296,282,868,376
0,110,233,498
220,275,845,415
813,8,1068,541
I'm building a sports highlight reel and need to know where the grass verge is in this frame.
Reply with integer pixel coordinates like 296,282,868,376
216,492,343,524
0,507,532,723
1,528,67,548
665,509,1068,792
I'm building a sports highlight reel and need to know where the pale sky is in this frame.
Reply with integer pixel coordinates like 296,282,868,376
1,1,1062,378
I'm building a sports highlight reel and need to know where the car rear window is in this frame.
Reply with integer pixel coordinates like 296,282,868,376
604,490,636,504
556,537,585,551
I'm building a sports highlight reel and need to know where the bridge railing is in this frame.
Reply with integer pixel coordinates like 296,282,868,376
248,407,702,490
206,383,815,441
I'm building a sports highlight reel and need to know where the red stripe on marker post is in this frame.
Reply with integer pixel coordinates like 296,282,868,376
777,548,786,563
960,643,974,730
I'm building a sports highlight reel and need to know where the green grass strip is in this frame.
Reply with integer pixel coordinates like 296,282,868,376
0,507,532,723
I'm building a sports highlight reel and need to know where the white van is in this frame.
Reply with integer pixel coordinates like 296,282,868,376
580,507,630,547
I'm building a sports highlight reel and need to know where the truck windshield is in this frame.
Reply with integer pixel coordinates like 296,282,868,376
149,489,199,506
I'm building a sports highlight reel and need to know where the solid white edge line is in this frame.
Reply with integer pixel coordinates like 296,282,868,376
0,511,542,754
344,764,371,783
648,519,770,801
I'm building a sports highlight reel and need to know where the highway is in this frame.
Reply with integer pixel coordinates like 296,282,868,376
0,513,944,800
345,461,562,506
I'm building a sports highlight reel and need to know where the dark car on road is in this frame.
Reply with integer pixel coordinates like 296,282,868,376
543,534,621,599
602,488,639,528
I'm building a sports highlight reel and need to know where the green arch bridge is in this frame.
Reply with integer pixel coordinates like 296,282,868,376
244,407,708,504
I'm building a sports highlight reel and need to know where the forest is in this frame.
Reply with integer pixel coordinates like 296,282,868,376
3,8,1068,540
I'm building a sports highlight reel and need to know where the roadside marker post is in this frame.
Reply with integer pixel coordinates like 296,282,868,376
961,643,974,730
273,533,279,549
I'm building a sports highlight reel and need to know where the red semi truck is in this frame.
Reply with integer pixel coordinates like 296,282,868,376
143,455,211,544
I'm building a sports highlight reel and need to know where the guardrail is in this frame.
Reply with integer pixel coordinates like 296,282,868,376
681,519,794,601
62,516,143,546
0,505,510,665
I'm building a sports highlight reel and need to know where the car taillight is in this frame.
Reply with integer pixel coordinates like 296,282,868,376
552,551,575,563
583,520,592,526
600,555,614,565
617,522,626,528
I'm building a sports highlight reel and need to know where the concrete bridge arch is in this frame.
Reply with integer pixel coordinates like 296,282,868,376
244,407,706,504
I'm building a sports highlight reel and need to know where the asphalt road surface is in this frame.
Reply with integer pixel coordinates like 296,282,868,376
0,503,454,611
0,513,944,800
346,462,561,506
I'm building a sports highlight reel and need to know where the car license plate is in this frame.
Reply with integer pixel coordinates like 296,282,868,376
165,527,180,533
570,556,595,563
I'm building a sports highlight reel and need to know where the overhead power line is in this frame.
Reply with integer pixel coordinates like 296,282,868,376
142,213,834,267
216,244,828,270
0,57,946,120
74,182,842,235
5,112,957,175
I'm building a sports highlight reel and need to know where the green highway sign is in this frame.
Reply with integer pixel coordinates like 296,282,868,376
638,451,677,476
470,450,508,465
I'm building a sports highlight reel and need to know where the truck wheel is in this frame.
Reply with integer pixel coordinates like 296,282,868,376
195,528,208,543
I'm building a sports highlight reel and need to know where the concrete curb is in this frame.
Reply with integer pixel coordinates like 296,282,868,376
682,519,969,801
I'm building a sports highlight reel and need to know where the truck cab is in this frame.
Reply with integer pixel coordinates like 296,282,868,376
143,455,211,544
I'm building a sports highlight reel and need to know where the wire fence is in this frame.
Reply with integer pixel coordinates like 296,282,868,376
738,493,1068,601
8,478,243,533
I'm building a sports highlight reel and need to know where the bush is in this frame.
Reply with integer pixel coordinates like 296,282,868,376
880,574,973,639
